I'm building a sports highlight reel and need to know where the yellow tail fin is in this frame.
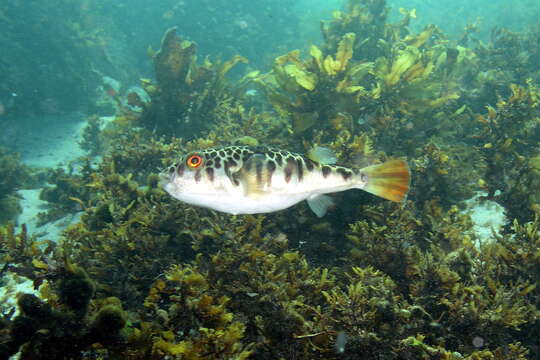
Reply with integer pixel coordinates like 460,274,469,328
361,160,410,202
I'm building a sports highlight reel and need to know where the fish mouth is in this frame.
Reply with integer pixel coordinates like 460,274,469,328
158,172,172,188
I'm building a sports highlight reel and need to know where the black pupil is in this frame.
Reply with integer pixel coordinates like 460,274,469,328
190,156,199,165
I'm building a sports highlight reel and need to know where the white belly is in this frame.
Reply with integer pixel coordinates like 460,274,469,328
163,165,351,215
177,192,310,215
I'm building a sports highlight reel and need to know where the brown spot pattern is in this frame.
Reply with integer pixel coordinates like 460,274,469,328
177,164,185,177
267,160,276,186
321,166,331,178
205,167,214,182
337,168,352,181
255,158,264,185
284,158,296,183
296,158,304,182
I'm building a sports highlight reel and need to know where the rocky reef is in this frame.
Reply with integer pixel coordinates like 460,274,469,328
1,0,540,359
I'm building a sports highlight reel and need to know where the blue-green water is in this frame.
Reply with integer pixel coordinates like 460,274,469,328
0,0,539,359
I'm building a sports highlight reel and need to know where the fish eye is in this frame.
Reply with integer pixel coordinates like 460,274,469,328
186,154,203,169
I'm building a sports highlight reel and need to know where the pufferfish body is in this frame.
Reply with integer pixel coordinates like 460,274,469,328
160,145,410,217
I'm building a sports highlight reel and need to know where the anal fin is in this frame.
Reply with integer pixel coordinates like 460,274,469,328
307,194,334,217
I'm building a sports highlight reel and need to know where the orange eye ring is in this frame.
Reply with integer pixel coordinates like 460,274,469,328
186,154,203,169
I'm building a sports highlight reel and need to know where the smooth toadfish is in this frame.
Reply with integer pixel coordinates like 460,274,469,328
160,145,410,217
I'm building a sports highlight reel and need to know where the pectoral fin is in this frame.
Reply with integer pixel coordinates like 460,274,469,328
307,194,334,217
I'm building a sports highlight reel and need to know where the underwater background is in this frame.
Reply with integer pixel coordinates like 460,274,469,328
1,0,540,358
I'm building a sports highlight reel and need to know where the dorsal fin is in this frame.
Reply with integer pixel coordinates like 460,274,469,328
307,146,337,165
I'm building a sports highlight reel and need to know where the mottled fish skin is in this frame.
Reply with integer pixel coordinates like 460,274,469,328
160,145,406,216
